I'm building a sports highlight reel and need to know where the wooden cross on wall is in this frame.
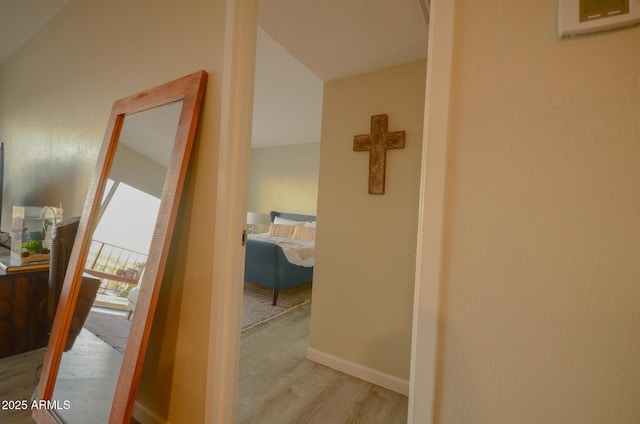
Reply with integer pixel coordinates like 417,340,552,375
353,114,406,194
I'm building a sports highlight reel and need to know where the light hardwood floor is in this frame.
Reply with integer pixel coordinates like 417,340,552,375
0,347,45,424
0,320,125,423
1,298,407,424
237,301,408,424
52,328,122,423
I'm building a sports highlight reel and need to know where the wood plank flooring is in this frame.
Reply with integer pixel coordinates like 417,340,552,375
52,327,123,423
0,313,125,424
237,301,408,424
1,296,407,424
0,347,45,424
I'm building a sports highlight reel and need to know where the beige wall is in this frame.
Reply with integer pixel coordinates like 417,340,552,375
247,142,320,217
435,1,640,422
311,60,426,382
0,0,225,422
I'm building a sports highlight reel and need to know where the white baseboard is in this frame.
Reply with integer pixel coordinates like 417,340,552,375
132,401,167,424
306,347,409,396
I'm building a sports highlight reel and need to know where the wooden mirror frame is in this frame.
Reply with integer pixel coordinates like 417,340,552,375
33,70,207,424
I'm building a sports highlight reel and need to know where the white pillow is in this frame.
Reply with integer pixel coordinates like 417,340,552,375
274,216,304,226
304,221,317,228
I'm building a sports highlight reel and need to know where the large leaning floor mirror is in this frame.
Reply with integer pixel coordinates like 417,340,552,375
33,70,207,424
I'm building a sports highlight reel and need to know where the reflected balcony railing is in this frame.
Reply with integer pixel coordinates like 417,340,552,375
84,240,147,298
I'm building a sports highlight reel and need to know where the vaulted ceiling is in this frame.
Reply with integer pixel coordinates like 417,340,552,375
259,0,429,82
0,0,429,148
0,0,69,64
254,0,428,147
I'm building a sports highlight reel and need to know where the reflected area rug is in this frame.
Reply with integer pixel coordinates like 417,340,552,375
81,282,313,352
83,308,131,354
242,282,312,332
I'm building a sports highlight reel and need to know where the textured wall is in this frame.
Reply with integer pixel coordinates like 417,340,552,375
435,1,640,422
247,143,320,217
0,0,225,422
311,60,426,382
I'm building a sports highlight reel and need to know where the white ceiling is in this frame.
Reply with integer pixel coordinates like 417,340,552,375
120,100,183,168
252,28,325,148
0,0,428,149
0,0,69,64
258,0,429,82
253,0,428,147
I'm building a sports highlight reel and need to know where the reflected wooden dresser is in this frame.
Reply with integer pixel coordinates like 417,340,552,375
0,267,49,358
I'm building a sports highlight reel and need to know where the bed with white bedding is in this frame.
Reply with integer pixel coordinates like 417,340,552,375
243,211,315,305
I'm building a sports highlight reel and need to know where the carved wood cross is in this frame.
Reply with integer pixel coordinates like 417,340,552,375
353,114,406,194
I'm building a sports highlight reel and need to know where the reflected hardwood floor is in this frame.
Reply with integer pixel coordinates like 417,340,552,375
1,301,406,424
0,308,133,424
0,347,45,424
237,301,408,424
52,327,123,423
0,329,122,424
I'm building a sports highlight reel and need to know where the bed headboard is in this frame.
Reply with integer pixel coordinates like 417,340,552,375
270,211,316,223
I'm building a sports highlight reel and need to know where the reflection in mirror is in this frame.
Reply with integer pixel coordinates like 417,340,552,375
50,101,181,423
33,70,207,424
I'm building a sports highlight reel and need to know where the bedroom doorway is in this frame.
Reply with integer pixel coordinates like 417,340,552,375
205,0,455,423
237,24,322,422
207,1,451,424
239,23,322,343
230,0,424,424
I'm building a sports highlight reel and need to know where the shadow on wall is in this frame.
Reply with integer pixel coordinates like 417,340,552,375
3,155,84,231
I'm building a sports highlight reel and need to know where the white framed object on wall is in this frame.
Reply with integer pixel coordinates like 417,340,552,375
558,0,640,37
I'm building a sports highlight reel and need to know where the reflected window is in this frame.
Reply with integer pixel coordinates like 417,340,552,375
85,180,161,297
94,179,160,254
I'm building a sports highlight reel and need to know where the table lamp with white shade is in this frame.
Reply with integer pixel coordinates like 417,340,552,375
246,212,269,234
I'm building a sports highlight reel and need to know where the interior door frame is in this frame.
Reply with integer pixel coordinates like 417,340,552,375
205,0,456,423
408,0,455,422
204,1,258,423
